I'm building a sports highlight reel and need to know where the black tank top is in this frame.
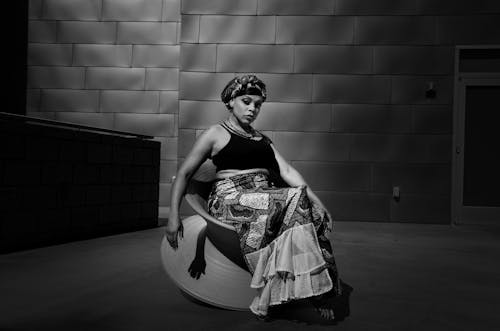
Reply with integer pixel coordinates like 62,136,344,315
211,123,280,173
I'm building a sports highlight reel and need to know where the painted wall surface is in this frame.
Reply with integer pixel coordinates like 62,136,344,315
26,0,180,208
178,0,500,223
26,0,500,223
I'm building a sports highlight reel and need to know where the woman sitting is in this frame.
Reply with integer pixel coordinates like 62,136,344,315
166,74,344,320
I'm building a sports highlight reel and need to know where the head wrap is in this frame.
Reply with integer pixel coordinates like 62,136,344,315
220,75,267,109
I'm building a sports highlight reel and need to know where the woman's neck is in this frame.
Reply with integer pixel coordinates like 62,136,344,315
227,115,252,132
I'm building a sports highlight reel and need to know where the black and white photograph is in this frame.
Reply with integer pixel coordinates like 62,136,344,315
1,1,500,330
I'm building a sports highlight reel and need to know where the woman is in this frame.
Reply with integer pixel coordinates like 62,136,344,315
166,74,343,320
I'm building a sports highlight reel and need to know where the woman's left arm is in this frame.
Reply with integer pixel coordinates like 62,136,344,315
270,144,328,211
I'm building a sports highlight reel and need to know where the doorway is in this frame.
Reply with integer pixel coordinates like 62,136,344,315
452,47,500,224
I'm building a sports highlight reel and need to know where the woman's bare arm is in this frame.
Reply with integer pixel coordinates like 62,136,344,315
166,126,217,248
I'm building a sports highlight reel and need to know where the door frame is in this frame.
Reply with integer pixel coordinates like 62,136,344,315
451,46,500,224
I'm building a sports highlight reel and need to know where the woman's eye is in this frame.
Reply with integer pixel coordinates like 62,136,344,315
243,99,251,105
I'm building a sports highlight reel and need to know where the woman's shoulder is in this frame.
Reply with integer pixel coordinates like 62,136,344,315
197,123,229,142
205,123,227,137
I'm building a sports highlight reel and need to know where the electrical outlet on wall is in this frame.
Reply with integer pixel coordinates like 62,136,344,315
393,186,400,202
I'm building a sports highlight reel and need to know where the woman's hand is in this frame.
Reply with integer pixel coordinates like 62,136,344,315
165,216,184,250
188,256,206,279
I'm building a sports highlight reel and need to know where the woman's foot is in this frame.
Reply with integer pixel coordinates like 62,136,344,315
316,307,335,321
310,295,336,321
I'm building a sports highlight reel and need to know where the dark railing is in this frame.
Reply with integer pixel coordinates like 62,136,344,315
0,112,154,139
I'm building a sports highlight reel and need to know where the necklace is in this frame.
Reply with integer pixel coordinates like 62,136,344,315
222,119,262,141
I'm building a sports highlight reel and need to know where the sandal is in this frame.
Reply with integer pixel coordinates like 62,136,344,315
310,294,336,321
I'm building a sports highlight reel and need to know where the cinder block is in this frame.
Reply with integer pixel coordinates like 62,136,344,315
180,15,199,43
41,89,99,112
295,45,372,74
179,72,235,101
57,21,116,44
180,44,216,72
111,185,132,203
373,164,450,195
336,0,416,15
28,44,72,66
253,103,331,132
199,16,275,44
437,16,500,44
102,0,163,21
391,76,453,105
350,134,446,163
417,0,500,15
86,67,145,90
277,16,354,44
273,132,350,161
332,104,412,133
41,163,73,184
316,191,389,222
257,0,334,15
0,188,22,211
28,66,85,89
179,100,227,129
145,68,179,90
131,184,150,201
3,162,40,185
374,46,454,75
59,140,85,162
28,21,57,42
117,22,177,44
412,105,452,134
25,187,60,209
390,194,450,223
160,91,179,114
163,0,181,21
100,91,159,113
356,16,435,44
100,165,123,184
258,74,312,103
26,137,59,161
313,75,391,103
160,160,177,183
154,137,178,160
86,185,111,205
182,0,257,14
426,134,451,163
114,114,176,136
292,161,370,191
178,129,196,157
43,0,101,20
87,144,112,164
217,45,293,73
132,45,179,67
29,0,43,19
55,112,115,130
73,45,132,67
159,183,172,206
26,89,41,112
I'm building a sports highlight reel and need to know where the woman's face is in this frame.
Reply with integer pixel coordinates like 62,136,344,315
229,95,264,126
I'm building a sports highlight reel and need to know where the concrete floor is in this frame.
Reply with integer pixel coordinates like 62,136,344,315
1,221,499,331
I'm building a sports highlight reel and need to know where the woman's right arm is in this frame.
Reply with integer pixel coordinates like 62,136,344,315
166,127,217,249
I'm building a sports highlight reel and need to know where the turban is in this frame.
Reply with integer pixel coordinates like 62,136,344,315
220,75,267,109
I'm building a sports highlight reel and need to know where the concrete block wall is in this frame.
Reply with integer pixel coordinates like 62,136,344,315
178,0,500,223
26,0,181,208
0,119,161,253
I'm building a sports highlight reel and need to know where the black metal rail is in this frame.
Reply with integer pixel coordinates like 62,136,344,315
0,112,153,139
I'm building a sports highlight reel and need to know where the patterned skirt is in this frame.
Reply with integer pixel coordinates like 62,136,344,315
207,171,341,316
